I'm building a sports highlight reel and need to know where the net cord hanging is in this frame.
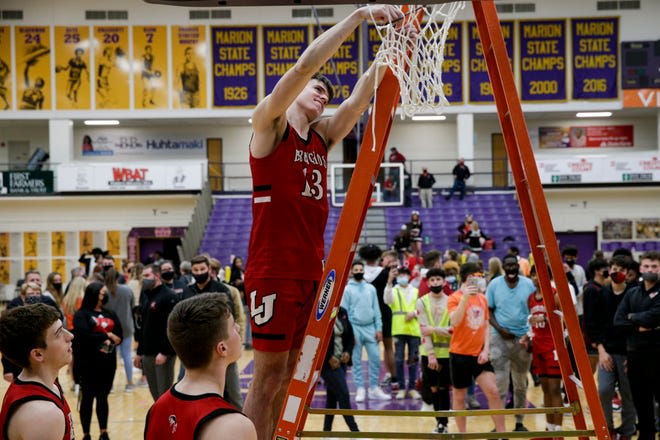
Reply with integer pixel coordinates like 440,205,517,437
367,2,465,138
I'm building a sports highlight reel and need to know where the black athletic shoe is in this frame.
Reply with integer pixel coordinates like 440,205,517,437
514,423,529,432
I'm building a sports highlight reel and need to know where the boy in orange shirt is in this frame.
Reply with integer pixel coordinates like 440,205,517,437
448,263,505,435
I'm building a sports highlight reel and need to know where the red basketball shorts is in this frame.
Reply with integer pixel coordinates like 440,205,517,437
245,278,317,352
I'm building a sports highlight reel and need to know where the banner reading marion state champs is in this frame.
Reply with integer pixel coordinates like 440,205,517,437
469,21,513,103
263,26,309,96
314,25,359,105
572,17,618,100
520,20,566,102
443,23,463,104
212,26,258,107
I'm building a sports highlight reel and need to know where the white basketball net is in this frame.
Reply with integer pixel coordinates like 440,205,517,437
370,2,465,118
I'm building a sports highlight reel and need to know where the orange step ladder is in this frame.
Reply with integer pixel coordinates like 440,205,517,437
273,2,610,439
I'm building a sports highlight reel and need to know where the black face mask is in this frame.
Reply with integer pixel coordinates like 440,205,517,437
142,278,155,291
103,265,113,272
642,272,659,283
601,270,609,279
565,259,576,267
429,285,444,293
353,273,365,281
161,271,175,282
101,294,109,305
53,283,62,291
194,271,209,284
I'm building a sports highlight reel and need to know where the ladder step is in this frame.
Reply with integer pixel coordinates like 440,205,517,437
306,406,572,417
299,429,596,439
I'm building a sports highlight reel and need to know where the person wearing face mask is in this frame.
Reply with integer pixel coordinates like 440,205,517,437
614,251,660,440
584,256,636,440
581,257,610,375
44,271,64,305
340,261,390,403
561,246,586,309
448,263,505,435
385,266,422,400
101,254,126,284
485,254,536,432
133,264,178,401
73,282,123,440
159,260,182,294
416,268,452,434
181,254,243,409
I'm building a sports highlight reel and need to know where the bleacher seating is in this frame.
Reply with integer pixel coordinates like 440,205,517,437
199,191,531,265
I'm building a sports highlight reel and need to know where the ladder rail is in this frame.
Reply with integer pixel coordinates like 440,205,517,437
472,2,610,439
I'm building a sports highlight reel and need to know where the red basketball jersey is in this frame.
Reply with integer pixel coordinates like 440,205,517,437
0,378,74,440
247,123,328,281
528,292,555,354
144,387,241,439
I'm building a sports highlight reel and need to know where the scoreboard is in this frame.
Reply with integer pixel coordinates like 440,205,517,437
621,40,660,89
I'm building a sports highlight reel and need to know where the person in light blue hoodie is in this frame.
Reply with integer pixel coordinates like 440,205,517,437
341,261,391,403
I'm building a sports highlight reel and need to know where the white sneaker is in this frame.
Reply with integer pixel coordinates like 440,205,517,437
368,386,392,401
408,389,422,399
395,389,407,400
420,402,434,412
355,387,366,402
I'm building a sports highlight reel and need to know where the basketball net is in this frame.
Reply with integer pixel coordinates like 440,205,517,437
370,2,465,119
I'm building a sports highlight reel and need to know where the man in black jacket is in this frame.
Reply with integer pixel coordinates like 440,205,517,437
133,264,178,401
614,251,660,440
586,255,636,439
445,158,470,201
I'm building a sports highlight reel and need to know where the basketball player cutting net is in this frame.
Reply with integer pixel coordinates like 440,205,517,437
243,5,406,440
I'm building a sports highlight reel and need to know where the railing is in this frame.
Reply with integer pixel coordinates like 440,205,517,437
178,180,214,261
218,157,514,192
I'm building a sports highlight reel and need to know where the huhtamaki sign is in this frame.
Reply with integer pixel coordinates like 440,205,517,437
623,89,660,108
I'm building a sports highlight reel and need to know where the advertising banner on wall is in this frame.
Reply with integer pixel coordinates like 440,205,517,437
172,25,207,109
314,25,359,105
519,20,567,102
133,25,169,109
537,154,660,184
469,21,514,103
623,89,660,108
263,25,309,96
54,26,91,110
0,26,13,111
94,26,130,109
212,26,258,107
81,133,204,156
539,125,633,148
0,171,54,195
15,26,52,110
571,17,618,100
56,163,203,191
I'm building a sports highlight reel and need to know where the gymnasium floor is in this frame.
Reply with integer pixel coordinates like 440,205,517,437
0,347,626,439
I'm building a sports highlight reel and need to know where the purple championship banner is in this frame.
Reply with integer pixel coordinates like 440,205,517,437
263,25,309,96
572,17,618,100
314,25,359,105
520,20,566,102
443,22,463,103
211,26,258,107
468,21,514,103
367,24,382,66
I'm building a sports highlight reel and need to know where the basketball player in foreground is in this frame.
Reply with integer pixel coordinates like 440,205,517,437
244,5,408,439
0,303,75,439
144,293,256,439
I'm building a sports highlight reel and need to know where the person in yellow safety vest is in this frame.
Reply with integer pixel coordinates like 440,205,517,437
384,266,421,400
416,268,452,434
